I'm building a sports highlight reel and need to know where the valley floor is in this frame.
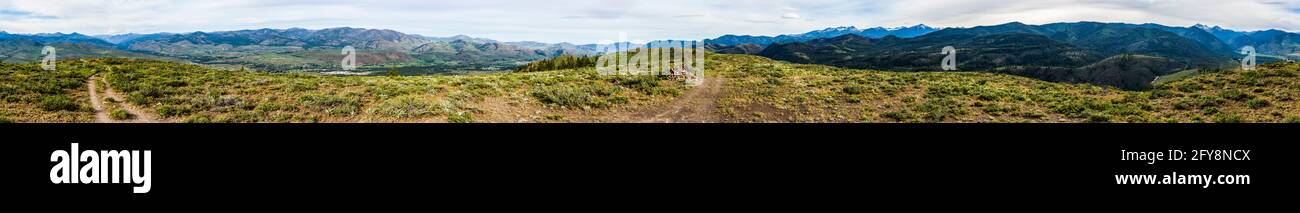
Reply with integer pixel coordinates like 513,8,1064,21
2,54,1299,123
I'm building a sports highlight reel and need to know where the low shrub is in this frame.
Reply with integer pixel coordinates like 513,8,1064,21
156,104,193,118
38,95,81,112
1218,90,1251,102
530,86,614,108
369,95,449,118
447,112,474,123
110,109,133,120
842,86,866,95
1246,98,1270,109
298,94,361,116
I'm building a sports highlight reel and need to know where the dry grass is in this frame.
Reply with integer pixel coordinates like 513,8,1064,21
4,55,1298,123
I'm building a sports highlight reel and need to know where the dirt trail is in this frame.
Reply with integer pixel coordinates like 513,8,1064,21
87,74,159,123
633,77,725,123
86,76,112,123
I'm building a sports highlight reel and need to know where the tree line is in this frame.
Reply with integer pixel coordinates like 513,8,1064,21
514,55,598,72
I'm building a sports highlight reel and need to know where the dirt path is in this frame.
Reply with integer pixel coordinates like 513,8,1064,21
86,76,112,123
87,74,159,123
633,77,725,123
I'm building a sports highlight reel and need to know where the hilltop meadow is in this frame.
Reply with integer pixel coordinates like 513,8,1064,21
2,54,1298,123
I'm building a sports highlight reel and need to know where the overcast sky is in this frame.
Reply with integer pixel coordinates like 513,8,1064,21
1,0,1298,44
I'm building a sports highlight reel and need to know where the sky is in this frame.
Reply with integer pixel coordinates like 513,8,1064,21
0,0,1298,44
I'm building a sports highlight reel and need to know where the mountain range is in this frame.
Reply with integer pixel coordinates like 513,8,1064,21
115,27,613,72
742,22,1300,90
2,28,609,73
0,32,161,62
2,21,1297,82
704,24,941,53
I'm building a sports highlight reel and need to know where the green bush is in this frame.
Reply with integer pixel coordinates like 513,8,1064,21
609,75,675,96
156,105,193,118
1218,90,1251,102
1201,107,1220,116
287,81,318,92
38,95,81,112
0,85,14,97
369,95,448,118
255,102,296,112
530,86,612,108
914,98,966,122
0,116,10,123
365,83,417,99
842,86,866,95
764,78,786,86
126,93,150,106
1191,96,1223,108
880,111,912,121
1213,114,1245,123
1246,98,1270,109
531,86,586,107
298,94,360,116
464,81,502,97
1177,83,1202,92
608,96,630,105
1051,101,1088,117
110,109,133,120
1086,112,1112,123
183,114,213,123
447,112,474,123
846,96,862,103
982,104,1014,115
1172,100,1194,110
648,87,681,96
588,84,620,96
216,111,262,123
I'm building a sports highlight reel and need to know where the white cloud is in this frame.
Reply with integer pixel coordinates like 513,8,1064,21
782,13,801,19
0,0,1296,43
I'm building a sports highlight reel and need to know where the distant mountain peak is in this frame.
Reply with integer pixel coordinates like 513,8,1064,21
448,35,476,39
706,24,939,47
813,26,860,33
800,26,863,35
890,24,934,30
1003,22,1027,26
1257,29,1287,33
323,27,359,31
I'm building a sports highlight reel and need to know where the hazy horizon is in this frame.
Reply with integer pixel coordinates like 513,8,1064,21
1,0,1298,44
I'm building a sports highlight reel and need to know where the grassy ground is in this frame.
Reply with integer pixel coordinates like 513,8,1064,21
711,54,1300,123
1153,69,1202,85
0,58,685,123
2,55,1298,123
0,60,97,122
